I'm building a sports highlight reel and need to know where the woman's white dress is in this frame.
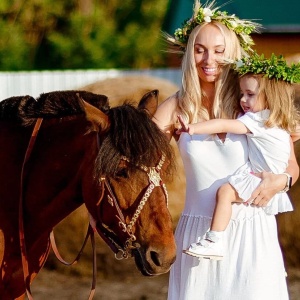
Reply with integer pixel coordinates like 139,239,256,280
168,131,289,300
228,110,293,215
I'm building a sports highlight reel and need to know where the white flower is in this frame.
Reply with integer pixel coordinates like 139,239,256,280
236,60,244,68
203,8,213,17
229,20,238,29
203,8,213,23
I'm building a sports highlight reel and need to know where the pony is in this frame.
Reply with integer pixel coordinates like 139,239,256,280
0,89,176,299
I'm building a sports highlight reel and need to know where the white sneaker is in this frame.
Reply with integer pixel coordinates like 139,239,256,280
183,239,224,260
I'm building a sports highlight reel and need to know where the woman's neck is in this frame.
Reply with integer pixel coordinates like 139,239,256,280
201,81,215,112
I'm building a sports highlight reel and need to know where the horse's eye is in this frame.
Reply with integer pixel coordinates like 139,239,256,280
115,167,128,178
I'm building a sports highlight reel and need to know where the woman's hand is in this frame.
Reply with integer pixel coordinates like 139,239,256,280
247,171,287,207
248,137,299,207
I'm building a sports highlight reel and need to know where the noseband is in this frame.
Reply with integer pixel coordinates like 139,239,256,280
95,155,168,260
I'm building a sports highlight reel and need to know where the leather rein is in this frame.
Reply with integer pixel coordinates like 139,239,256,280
19,117,168,299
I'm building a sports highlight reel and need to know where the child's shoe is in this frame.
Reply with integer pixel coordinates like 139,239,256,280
183,237,224,260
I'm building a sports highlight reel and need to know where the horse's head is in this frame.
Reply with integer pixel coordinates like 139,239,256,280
83,90,176,276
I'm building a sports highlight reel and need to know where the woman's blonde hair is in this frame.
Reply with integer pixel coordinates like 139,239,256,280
178,21,244,123
245,74,299,132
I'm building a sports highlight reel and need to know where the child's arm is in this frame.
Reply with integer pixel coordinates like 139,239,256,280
177,115,250,135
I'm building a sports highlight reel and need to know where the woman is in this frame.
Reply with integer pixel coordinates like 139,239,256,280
153,1,299,299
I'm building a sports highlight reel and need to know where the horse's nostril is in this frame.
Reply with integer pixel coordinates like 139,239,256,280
150,251,161,267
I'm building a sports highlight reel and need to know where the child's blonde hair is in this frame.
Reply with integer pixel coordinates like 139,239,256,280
243,74,299,132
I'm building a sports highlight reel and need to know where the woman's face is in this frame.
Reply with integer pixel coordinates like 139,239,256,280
194,24,225,84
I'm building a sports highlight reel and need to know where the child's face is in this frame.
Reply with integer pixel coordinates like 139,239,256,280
239,76,266,113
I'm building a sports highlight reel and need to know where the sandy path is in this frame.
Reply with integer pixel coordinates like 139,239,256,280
31,267,300,300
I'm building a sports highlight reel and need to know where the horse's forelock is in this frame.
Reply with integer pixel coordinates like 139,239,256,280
94,104,175,178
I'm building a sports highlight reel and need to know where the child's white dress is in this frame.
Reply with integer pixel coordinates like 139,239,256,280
228,109,293,214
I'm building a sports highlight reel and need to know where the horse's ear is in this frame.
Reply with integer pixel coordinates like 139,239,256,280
138,90,159,116
81,98,110,132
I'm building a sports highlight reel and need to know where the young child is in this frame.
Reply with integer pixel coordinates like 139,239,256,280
177,53,300,260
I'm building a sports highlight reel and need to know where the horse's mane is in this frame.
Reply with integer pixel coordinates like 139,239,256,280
0,90,109,126
0,90,175,177
95,103,175,179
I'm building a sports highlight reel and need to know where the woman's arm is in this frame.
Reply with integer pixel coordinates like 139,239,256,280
291,124,300,142
177,115,250,135
250,138,299,207
152,95,178,142
286,138,299,182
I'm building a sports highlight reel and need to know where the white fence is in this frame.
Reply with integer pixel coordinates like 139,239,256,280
0,68,182,100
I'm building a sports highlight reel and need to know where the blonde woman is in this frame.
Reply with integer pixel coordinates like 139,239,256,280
153,1,299,299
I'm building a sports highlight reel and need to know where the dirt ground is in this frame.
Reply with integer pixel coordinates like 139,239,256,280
31,266,300,300
32,268,169,300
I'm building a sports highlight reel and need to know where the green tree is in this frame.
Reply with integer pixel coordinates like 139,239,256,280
0,0,169,70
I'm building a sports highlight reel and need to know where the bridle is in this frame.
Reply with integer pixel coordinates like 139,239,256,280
95,154,168,260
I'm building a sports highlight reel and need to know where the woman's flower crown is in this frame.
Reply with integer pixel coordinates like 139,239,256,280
166,0,260,52
233,52,300,83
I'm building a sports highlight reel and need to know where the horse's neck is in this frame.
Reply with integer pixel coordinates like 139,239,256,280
23,119,98,244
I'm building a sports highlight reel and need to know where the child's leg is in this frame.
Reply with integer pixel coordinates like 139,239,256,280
183,183,242,259
210,183,242,232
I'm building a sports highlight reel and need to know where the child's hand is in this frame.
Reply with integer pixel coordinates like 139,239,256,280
176,115,190,135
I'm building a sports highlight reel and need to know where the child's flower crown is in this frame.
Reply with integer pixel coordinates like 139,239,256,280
233,52,300,83
165,0,260,53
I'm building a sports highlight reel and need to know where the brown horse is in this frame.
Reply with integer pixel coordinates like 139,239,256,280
0,90,176,299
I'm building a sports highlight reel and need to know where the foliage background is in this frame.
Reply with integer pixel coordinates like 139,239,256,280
0,0,170,71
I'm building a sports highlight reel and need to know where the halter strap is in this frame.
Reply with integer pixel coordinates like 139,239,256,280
49,224,97,300
96,155,168,260
19,118,43,300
